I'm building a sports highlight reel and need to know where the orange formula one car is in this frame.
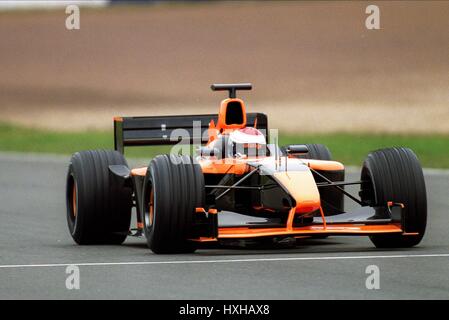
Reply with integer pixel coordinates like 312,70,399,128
66,83,427,253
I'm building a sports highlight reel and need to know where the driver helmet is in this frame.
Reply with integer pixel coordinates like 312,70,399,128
228,127,266,157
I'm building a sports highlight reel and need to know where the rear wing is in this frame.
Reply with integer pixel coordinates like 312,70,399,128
114,113,268,154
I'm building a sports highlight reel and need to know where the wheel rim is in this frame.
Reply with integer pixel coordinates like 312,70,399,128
72,182,77,218
67,174,78,224
144,179,155,230
149,188,154,226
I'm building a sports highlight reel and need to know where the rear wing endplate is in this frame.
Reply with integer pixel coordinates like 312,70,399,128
114,113,268,154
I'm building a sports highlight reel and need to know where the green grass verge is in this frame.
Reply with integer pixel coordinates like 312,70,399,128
1,122,448,168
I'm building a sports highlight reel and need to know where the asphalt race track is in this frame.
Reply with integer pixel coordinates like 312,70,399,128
0,153,448,299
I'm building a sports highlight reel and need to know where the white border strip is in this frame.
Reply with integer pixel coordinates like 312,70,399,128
1,253,449,269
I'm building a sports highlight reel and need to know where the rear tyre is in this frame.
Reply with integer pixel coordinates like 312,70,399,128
66,150,133,245
282,143,344,216
360,147,427,248
142,155,205,254
286,143,332,161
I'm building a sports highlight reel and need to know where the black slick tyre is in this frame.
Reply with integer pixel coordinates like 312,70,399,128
66,150,133,245
142,155,205,254
360,147,427,248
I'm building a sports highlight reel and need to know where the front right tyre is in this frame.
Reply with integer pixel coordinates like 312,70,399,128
142,155,205,254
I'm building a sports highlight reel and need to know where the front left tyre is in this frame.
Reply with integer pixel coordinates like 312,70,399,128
360,147,427,248
66,150,133,245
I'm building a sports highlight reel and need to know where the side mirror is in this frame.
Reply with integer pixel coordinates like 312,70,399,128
199,147,219,157
286,145,309,155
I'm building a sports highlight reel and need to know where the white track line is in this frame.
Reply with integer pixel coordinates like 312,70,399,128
1,253,449,269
